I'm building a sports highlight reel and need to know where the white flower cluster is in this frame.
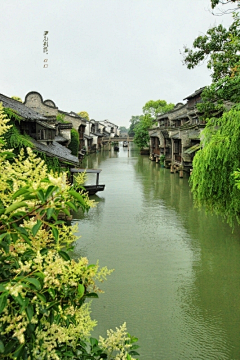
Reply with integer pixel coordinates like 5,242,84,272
99,323,136,360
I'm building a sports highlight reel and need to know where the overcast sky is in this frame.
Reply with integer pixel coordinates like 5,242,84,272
0,0,232,127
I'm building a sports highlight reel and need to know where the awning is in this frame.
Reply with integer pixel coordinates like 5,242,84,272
184,144,200,154
150,132,158,137
84,134,93,140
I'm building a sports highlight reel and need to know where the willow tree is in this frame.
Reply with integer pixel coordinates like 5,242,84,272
190,105,240,226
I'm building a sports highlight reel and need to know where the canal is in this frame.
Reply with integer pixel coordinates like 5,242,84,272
72,144,240,360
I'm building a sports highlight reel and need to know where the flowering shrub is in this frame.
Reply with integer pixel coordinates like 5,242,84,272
99,323,140,360
0,103,139,360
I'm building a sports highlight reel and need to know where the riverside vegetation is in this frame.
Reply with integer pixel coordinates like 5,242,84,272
0,103,140,359
183,2,240,226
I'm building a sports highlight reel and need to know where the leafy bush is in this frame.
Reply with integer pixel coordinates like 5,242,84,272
68,128,80,156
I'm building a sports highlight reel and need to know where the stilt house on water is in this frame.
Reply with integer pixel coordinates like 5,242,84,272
149,87,206,172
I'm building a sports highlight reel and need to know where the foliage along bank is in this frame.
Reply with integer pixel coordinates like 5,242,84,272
0,103,140,360
183,2,240,226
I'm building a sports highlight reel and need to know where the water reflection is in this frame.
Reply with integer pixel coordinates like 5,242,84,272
73,145,240,360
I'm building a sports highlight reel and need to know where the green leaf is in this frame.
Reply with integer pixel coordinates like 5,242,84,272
22,278,41,290
129,336,138,343
45,185,56,199
11,233,18,242
20,234,32,246
52,227,59,241
0,233,8,242
78,284,85,298
48,288,55,299
14,294,25,307
36,293,46,303
5,201,28,214
0,340,4,353
61,208,71,217
34,272,45,279
129,350,140,356
26,304,34,322
90,338,98,347
22,194,37,201
0,284,6,292
130,344,140,350
66,201,78,212
15,226,28,236
12,187,29,199
0,294,7,313
58,250,70,261
32,220,42,237
85,292,98,298
12,186,29,200
0,240,9,253
4,340,17,355
69,189,85,206
87,264,96,269
47,208,54,219
49,310,54,324
13,344,24,359
37,189,45,202
40,248,48,256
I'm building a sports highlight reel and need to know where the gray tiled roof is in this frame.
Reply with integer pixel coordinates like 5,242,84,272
31,138,79,165
0,93,47,121
183,87,205,100
84,134,93,140
36,120,56,129
54,135,68,143
150,132,158,137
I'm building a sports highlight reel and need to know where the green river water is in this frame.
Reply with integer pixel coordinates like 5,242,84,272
72,144,240,360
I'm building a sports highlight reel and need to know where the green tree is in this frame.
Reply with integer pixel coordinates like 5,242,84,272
183,13,240,82
131,99,174,150
182,12,240,118
143,100,174,122
128,116,141,137
78,111,90,121
119,126,128,133
68,128,80,156
210,0,239,10
133,114,151,150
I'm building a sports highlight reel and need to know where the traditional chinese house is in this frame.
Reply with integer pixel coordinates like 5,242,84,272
151,87,206,171
0,93,79,167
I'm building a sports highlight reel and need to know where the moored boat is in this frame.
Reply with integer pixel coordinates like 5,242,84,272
70,168,105,195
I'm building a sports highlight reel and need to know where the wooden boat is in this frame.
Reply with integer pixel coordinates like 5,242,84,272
114,146,119,151
123,141,128,147
70,168,105,195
